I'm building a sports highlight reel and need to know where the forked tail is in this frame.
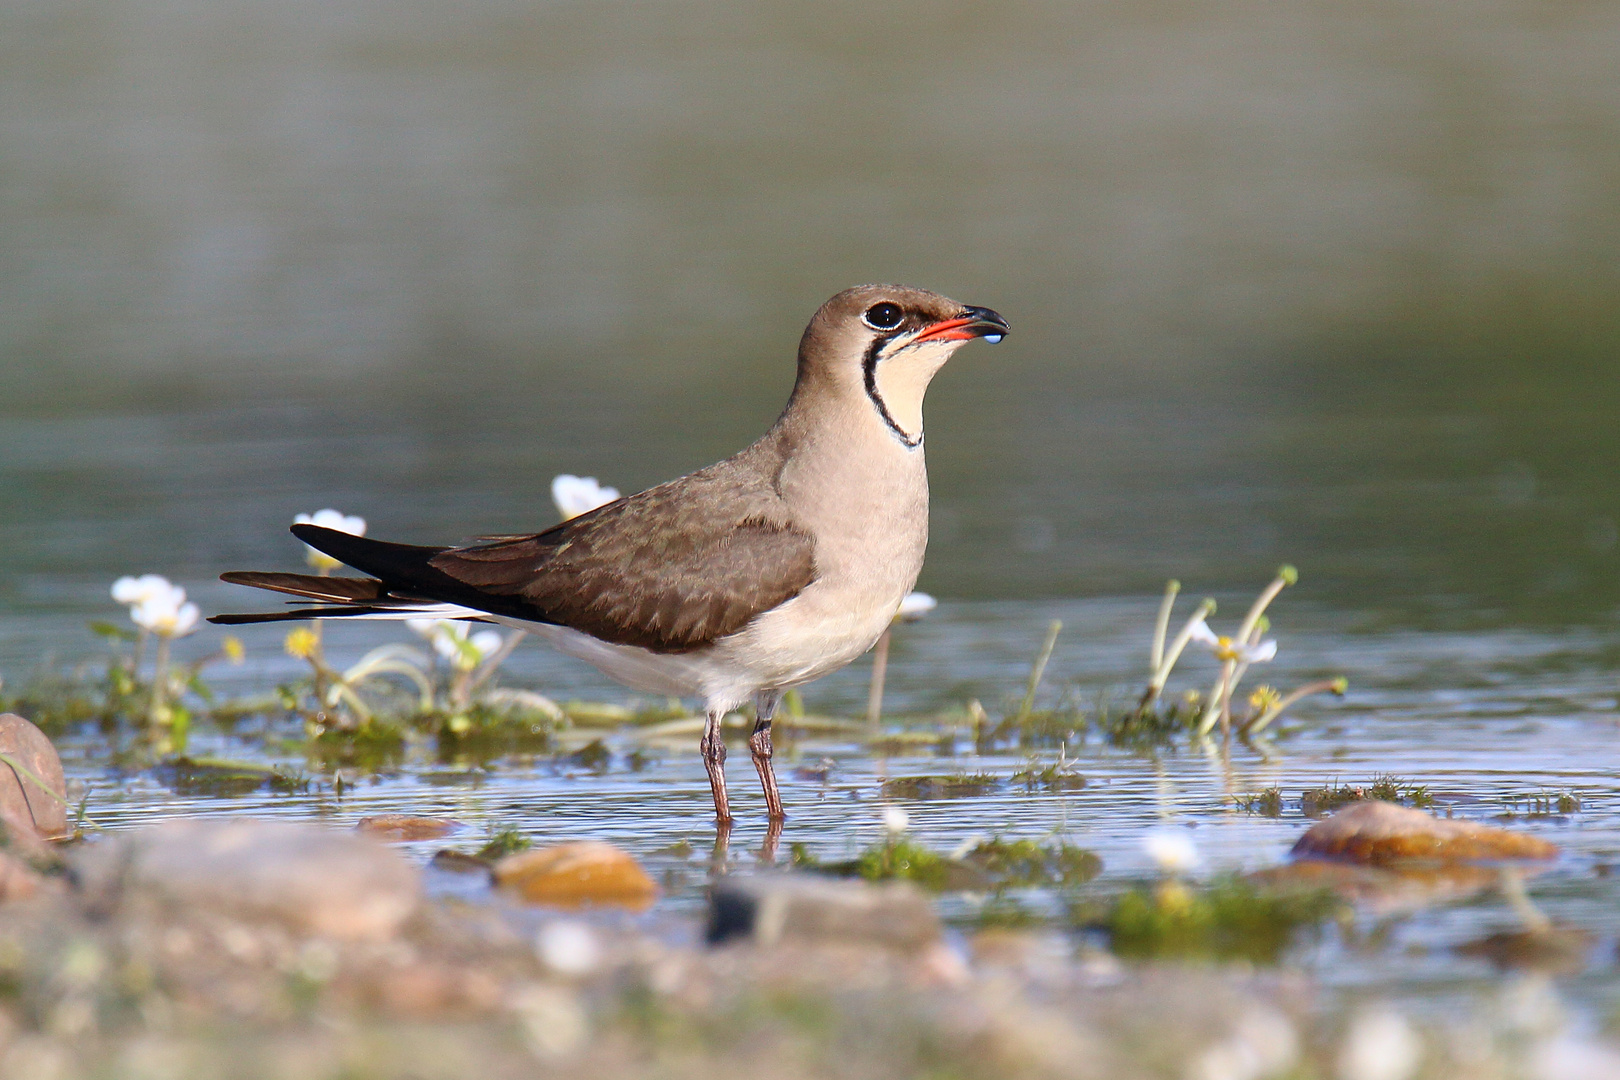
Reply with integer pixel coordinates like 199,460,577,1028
208,525,492,626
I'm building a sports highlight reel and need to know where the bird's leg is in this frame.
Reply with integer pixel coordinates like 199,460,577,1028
700,709,732,824
751,689,786,821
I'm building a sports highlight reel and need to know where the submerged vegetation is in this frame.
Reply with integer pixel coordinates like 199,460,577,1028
1086,876,1346,963
1229,777,1439,818
794,832,1102,895
1300,776,1435,816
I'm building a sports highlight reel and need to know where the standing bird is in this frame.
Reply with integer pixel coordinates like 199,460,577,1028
211,285,1007,823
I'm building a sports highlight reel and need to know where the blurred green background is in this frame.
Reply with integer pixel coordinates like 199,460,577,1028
4,0,1620,640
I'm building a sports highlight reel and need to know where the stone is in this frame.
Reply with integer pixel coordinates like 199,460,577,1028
0,713,68,843
74,818,421,940
1290,801,1559,865
1250,859,1504,916
493,841,657,910
707,873,941,952
356,815,462,841
0,850,49,901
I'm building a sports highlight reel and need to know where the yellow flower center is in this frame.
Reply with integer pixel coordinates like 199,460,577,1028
284,627,319,660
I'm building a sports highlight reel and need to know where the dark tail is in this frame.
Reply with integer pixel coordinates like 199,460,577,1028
208,526,487,626
210,606,407,625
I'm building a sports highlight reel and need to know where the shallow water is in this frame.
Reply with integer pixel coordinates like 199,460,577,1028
5,0,1620,1039
41,597,1620,1024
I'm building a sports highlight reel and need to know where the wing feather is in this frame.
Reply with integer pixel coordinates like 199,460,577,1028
429,470,816,652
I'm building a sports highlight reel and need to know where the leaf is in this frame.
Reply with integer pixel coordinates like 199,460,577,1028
88,620,137,643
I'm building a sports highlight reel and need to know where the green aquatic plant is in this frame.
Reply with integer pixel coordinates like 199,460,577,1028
477,823,534,860
962,837,1101,888
1088,876,1344,963
1014,620,1064,724
1300,775,1433,817
1501,789,1581,818
1140,587,1217,711
92,575,246,751
303,717,408,770
1232,787,1284,817
1100,692,1203,749
973,897,1041,929
1130,567,1348,743
1010,758,1087,792
879,773,1001,800
427,700,557,762
798,834,1100,894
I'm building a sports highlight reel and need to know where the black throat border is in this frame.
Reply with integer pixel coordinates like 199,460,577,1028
861,338,924,449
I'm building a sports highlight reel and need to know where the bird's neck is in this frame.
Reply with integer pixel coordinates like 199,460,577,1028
768,386,930,536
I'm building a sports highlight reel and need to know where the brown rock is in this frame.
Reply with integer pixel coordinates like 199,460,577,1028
0,850,48,901
74,818,422,940
493,841,657,910
0,713,68,842
356,815,462,841
1251,858,1505,916
1291,801,1559,865
707,874,941,952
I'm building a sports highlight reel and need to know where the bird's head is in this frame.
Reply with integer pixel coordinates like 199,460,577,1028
794,284,1009,447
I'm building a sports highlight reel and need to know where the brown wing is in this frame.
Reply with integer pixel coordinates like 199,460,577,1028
429,469,817,653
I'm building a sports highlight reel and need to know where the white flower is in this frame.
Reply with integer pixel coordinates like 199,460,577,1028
111,574,173,606
1187,616,1277,664
896,591,937,622
408,619,503,671
1142,828,1200,875
551,475,620,521
536,921,601,977
294,509,366,570
1336,1007,1421,1080
127,581,200,638
882,804,910,837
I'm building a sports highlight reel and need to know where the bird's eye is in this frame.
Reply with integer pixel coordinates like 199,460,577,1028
862,302,905,331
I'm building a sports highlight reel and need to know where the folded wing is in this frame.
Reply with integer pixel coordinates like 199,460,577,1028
214,469,818,653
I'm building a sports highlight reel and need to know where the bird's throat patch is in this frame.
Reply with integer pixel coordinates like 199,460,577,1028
865,338,956,449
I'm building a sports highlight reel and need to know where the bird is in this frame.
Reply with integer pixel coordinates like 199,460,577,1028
211,284,1008,824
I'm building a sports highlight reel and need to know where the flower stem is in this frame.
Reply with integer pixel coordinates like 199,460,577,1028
1140,599,1216,709
467,630,527,698
1197,658,1236,736
865,628,892,728
1149,580,1180,674
149,634,171,726
1235,565,1297,646
1016,620,1063,722
1245,677,1347,735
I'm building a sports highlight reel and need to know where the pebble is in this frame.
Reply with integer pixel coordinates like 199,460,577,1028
493,841,656,909
1291,801,1559,864
0,851,49,902
0,713,68,844
74,819,422,941
355,815,462,841
707,873,941,951
1249,858,1502,915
